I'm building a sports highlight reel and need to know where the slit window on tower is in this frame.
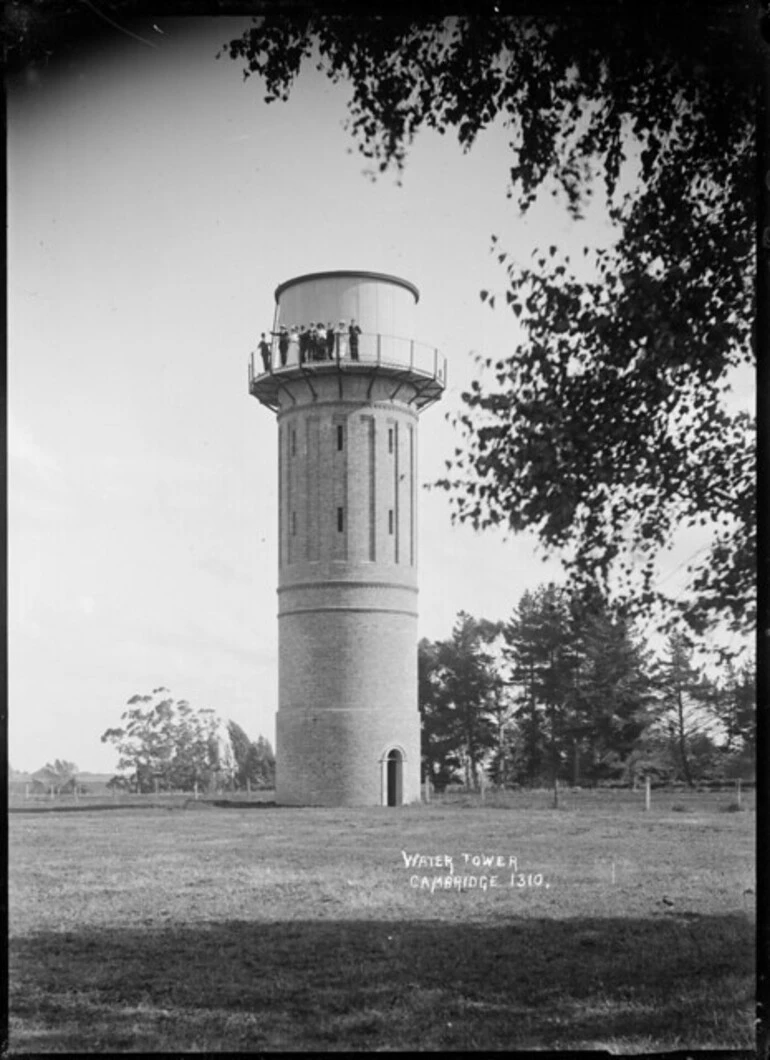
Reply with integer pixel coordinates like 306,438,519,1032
337,507,344,532
337,424,344,451
388,509,394,534
388,427,394,454
291,511,297,536
291,427,297,457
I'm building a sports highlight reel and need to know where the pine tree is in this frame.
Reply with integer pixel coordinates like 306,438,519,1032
652,633,714,786
504,584,580,791
571,608,655,784
435,613,501,790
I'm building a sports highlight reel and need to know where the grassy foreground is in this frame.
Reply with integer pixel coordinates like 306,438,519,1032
9,792,755,1052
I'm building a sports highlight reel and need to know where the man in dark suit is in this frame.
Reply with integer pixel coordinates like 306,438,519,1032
348,319,362,360
258,333,272,373
273,326,290,367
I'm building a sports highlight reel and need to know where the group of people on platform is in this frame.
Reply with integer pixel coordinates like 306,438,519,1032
256,319,363,373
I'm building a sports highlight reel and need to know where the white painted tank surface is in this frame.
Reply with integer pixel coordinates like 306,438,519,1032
277,270,416,341
262,270,441,376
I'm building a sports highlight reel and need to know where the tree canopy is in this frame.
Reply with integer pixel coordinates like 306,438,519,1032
419,592,754,790
223,4,758,636
101,688,229,792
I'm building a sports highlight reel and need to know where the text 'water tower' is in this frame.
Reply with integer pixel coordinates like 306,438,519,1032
249,271,446,806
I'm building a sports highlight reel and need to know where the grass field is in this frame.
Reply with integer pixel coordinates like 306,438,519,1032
9,790,756,1052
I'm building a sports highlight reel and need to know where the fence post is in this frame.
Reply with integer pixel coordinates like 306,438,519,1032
736,778,742,808
194,780,199,800
645,776,651,811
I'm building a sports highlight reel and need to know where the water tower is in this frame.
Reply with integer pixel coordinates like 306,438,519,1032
249,271,445,806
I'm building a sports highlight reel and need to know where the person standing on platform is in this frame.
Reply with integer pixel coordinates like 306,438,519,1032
348,319,362,361
273,326,290,367
258,333,272,373
336,320,347,359
279,326,290,367
299,326,309,364
325,322,335,360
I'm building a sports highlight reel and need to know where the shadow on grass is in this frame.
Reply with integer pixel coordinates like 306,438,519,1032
9,914,754,1052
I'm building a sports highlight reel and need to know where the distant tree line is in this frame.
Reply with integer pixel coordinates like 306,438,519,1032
100,688,275,793
420,585,755,793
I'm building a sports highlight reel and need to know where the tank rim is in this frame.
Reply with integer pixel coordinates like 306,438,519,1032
274,270,419,304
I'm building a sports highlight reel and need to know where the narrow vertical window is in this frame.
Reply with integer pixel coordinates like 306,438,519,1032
291,511,297,536
337,507,344,533
388,427,394,454
337,424,344,451
291,427,297,457
388,509,394,535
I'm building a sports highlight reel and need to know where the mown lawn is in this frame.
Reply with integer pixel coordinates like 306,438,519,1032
8,792,756,1052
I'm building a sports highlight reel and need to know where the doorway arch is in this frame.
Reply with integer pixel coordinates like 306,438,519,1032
380,746,405,806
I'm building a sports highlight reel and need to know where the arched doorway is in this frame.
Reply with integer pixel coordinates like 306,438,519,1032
386,748,403,806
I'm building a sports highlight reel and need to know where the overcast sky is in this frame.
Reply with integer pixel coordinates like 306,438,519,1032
8,17,752,774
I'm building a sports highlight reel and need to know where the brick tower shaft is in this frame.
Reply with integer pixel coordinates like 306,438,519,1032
249,271,445,806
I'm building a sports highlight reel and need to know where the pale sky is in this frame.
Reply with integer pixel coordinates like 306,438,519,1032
8,18,751,774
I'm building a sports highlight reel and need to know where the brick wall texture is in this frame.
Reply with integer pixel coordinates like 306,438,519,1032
274,372,427,805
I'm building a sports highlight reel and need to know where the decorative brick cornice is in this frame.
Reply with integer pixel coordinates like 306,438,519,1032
278,579,418,594
277,399,420,420
278,605,419,618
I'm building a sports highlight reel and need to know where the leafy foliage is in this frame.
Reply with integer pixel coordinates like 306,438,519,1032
419,614,501,790
32,759,80,793
41,759,79,780
650,633,725,786
224,6,756,634
502,584,654,787
101,688,228,793
418,586,750,790
228,721,276,790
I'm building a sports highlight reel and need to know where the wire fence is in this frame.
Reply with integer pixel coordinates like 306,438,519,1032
422,780,754,812
8,781,753,814
8,787,276,811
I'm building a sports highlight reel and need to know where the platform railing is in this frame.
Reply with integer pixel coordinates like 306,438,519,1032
249,331,447,387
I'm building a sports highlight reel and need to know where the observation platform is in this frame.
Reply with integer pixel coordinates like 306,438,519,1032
249,331,447,413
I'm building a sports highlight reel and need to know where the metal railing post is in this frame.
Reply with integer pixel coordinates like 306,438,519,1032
410,339,414,368
434,348,438,378
377,333,381,363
